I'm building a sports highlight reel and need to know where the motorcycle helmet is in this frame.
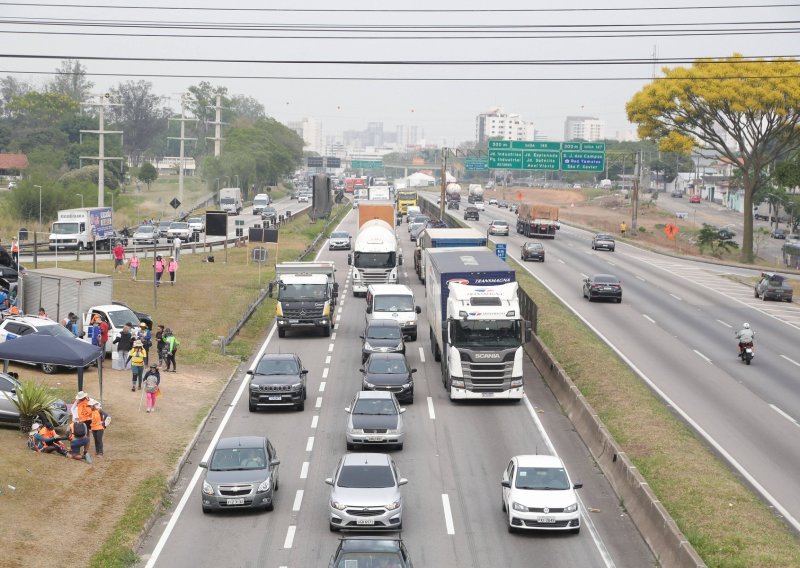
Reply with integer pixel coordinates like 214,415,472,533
742,322,750,329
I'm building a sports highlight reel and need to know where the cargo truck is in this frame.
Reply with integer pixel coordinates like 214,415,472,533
252,193,271,215
414,228,488,283
467,184,484,204
349,201,400,295
446,183,462,209
49,207,114,251
516,204,560,238
396,189,418,215
425,249,530,401
219,187,243,215
271,261,338,337
368,186,391,201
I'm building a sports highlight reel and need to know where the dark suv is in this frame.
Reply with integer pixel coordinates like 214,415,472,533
361,319,405,363
329,535,414,567
464,206,479,221
247,353,308,411
261,206,278,224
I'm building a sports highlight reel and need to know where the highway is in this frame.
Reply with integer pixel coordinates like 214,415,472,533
136,207,655,567
444,196,800,531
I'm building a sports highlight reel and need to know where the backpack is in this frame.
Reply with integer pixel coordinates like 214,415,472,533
145,375,159,393
72,421,87,438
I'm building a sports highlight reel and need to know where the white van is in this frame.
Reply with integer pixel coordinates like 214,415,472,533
252,193,271,215
365,284,421,341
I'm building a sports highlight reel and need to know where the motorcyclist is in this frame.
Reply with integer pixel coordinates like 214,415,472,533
735,323,755,356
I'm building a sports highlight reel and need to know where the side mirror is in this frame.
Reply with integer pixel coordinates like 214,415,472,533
501,480,510,488
415,306,422,314
441,323,448,344
246,369,254,375
573,483,583,489
301,369,308,375
345,406,351,413
366,306,372,314
398,478,408,486
270,459,281,467
268,282,274,298
400,407,406,414
358,368,364,373
347,254,352,265
398,256,403,266
199,461,208,469
333,282,339,292
411,368,417,373
359,335,364,340
325,478,333,486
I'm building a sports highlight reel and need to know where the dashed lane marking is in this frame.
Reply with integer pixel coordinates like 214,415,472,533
418,346,426,363
717,319,732,328
441,494,455,535
311,415,318,429
325,356,332,364
300,461,309,479
328,344,334,353
693,349,712,363
427,397,436,420
642,314,656,324
283,526,296,549
306,437,314,452
292,490,304,512
323,367,329,379
770,404,800,427
670,293,682,301
635,275,646,282
332,332,337,340
781,354,800,367
320,381,326,392
315,396,323,409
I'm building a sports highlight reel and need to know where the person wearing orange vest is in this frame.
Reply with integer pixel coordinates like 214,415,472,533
73,391,93,456
89,399,107,457
28,422,68,456
10,237,19,265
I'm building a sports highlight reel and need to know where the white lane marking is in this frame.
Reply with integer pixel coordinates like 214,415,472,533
322,367,329,379
580,273,588,279
441,494,455,535
607,261,616,267
781,354,800,367
315,396,323,409
144,324,278,568
325,355,331,364
693,349,712,363
418,346,426,363
635,275,646,282
670,293,682,301
558,258,566,264
642,314,656,324
292,490,304,512
311,415,318,429
319,381,326,392
300,461,309,479
337,307,343,315
427,397,436,420
306,437,314,452
770,404,800,427
328,343,334,353
523,396,615,567
332,332,337,340
283,526,296,549
717,319,732,328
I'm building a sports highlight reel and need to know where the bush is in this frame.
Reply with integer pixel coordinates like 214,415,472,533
3,380,59,433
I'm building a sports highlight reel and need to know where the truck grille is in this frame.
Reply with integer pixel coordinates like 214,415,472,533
282,307,324,318
358,269,393,285
462,360,513,390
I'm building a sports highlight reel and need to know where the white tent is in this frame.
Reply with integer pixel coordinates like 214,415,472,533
445,171,457,183
406,172,436,187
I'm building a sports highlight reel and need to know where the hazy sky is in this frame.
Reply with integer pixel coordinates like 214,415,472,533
1,1,796,145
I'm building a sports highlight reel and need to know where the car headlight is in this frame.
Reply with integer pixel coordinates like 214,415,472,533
331,500,347,511
407,319,416,326
363,341,373,351
512,502,528,512
349,428,364,435
202,481,215,496
564,502,578,513
386,429,400,435
290,382,303,391
276,303,283,317
249,382,259,390
385,500,401,511
257,478,271,492
363,381,375,389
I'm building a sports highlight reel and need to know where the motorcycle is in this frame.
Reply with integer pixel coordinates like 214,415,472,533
738,341,754,365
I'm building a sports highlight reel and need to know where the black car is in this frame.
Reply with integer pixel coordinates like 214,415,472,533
464,206,479,221
717,227,736,241
329,535,414,568
247,353,308,411
361,319,405,363
261,206,278,224
361,353,416,404
591,234,616,252
771,228,786,239
521,242,545,262
582,274,622,303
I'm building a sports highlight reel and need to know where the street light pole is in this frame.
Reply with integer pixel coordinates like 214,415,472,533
34,185,42,225
234,174,239,188
75,194,84,208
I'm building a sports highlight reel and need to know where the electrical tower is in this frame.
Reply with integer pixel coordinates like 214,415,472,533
80,93,123,208
168,94,198,204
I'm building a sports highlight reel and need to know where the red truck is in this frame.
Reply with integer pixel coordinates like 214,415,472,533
345,177,367,194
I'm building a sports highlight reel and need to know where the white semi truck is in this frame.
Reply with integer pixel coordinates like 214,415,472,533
425,248,530,401
272,261,338,338
348,201,400,295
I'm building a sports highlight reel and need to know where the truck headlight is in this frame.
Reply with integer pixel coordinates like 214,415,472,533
276,303,283,317
202,481,215,496
564,502,578,513
257,478,271,492
451,379,465,388
323,303,330,316
510,379,523,388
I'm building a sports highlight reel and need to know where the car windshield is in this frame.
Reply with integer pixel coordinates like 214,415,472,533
278,283,327,301
254,199,268,206
367,326,401,340
515,467,570,490
210,447,267,471
337,465,395,488
220,197,235,204
451,320,521,349
36,324,77,339
103,308,139,328
354,252,396,269
367,358,408,375
188,218,201,224
136,226,155,234
335,552,405,567
525,243,543,250
596,234,613,240
170,223,188,230
331,231,349,239
51,223,80,235
492,221,508,226
374,295,414,312
256,358,299,375
353,398,397,415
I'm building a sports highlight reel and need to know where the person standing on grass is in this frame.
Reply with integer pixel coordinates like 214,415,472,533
72,391,93,455
154,255,165,287
143,363,161,412
128,252,140,281
164,328,179,372
155,324,166,368
89,399,107,457
113,241,125,273
129,340,147,391
112,323,133,370
172,235,181,261
167,256,178,285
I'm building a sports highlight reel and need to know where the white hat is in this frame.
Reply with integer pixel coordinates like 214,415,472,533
30,422,42,434
89,399,100,406
75,391,88,400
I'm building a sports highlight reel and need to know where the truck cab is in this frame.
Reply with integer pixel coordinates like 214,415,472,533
365,284,421,341
272,262,338,338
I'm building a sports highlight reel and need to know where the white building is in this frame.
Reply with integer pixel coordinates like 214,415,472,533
475,107,535,144
287,116,322,154
564,116,606,141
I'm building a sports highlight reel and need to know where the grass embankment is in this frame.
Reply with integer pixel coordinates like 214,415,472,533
510,260,800,567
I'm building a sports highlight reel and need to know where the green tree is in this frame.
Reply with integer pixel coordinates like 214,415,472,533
696,223,739,258
107,80,171,163
6,91,79,129
627,54,800,262
48,59,94,102
137,162,159,189
0,75,31,116
228,94,265,122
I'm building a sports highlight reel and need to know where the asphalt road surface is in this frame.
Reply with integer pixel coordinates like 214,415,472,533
450,197,800,532
136,208,655,568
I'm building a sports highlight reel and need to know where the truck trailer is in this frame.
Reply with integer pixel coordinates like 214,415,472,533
414,228,488,283
349,201,400,295
425,249,530,401
516,204,560,238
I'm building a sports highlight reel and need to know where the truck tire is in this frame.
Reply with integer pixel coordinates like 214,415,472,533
409,331,417,342
278,327,286,338
323,324,331,337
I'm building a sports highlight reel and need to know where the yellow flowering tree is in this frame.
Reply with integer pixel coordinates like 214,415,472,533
626,55,800,262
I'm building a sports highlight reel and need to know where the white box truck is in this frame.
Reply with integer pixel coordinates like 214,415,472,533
220,187,243,215
49,207,113,251
252,193,271,215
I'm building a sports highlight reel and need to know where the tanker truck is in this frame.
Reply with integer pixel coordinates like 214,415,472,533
348,201,400,295
467,184,484,204
446,183,462,210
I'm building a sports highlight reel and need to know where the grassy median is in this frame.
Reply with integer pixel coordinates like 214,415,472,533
510,259,800,567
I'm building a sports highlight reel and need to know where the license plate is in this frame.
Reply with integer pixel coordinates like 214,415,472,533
226,498,245,505
482,392,494,398
288,319,299,324
356,519,375,525
268,396,282,401
603,287,613,291
366,436,385,442
536,516,556,523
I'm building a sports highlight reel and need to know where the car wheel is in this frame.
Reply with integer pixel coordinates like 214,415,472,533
501,496,507,512
541,256,545,262
249,400,256,412
303,387,307,401
617,297,623,303
296,399,304,411
322,325,331,337
754,289,759,298
41,363,58,374
571,526,581,535
762,294,768,302
396,443,404,451
265,501,274,512
278,328,286,338
508,520,517,534
587,293,593,302
346,442,355,451
409,332,417,342
202,505,212,514
611,248,615,252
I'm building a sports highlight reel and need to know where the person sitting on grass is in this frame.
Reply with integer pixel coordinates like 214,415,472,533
28,422,68,457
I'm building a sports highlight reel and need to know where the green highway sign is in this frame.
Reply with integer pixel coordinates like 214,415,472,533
465,158,489,172
487,150,523,169
581,143,606,151
561,151,605,171
351,160,384,169
487,140,606,171
523,150,560,170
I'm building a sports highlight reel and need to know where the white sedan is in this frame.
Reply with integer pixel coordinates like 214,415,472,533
488,220,509,236
167,222,192,240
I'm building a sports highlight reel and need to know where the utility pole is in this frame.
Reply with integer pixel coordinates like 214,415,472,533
80,93,123,207
631,151,640,232
169,94,198,204
206,93,226,157
439,150,448,221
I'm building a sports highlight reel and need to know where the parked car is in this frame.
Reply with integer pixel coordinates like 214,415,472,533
361,353,416,404
771,228,786,239
329,230,352,250
167,222,192,240
246,353,308,411
0,371,70,428
200,436,280,513
132,225,158,246
0,316,82,374
7,181,17,190
328,535,414,568
187,217,205,233
716,226,736,241
111,301,153,330
521,242,545,262
497,200,509,209
754,272,793,302
345,390,406,451
361,319,405,363
326,452,407,531
501,454,582,534
464,206,479,221
488,220,510,236
689,195,701,203
591,234,616,252
582,274,623,303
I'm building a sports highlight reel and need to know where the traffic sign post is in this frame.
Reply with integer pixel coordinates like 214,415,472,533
351,160,384,169
465,158,489,172
494,243,507,261
307,156,324,168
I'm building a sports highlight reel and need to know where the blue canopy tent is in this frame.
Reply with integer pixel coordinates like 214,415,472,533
0,332,105,400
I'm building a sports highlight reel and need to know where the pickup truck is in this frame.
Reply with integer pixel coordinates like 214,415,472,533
754,272,793,302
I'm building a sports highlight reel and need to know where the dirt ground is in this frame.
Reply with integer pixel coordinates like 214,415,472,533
0,359,231,568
